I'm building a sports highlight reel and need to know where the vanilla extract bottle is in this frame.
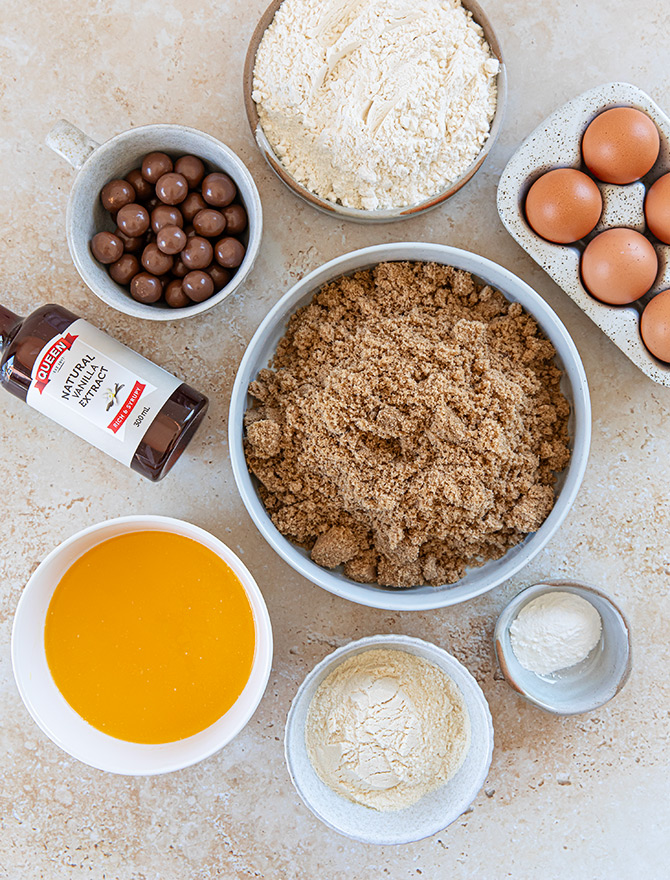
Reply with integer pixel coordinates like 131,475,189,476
0,303,208,481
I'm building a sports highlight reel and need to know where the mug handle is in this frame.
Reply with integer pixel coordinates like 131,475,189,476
46,120,100,170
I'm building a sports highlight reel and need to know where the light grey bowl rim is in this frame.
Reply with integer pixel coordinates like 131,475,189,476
228,242,592,611
284,634,494,845
243,0,507,223
65,123,263,322
494,579,632,715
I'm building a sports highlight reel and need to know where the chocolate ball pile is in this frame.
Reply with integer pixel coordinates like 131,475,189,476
90,152,248,308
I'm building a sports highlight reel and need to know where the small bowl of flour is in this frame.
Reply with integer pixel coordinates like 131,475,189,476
494,581,632,715
245,0,506,221
284,634,493,844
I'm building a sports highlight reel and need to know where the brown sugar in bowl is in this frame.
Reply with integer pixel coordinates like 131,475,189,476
228,243,591,611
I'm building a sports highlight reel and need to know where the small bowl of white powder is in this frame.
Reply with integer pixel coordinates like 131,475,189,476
244,0,506,221
494,581,632,715
284,634,493,844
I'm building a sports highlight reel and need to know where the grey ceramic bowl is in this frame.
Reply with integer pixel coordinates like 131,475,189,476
284,635,493,845
46,120,263,321
229,243,591,611
494,580,632,715
243,0,507,222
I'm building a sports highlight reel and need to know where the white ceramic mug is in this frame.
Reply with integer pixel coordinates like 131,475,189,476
47,120,263,321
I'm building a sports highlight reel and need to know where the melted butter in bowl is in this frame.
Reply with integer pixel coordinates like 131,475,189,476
44,531,256,744
12,515,273,774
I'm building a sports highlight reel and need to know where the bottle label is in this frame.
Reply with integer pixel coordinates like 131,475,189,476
26,318,181,467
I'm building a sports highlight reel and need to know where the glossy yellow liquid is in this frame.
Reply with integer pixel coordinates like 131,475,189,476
44,531,255,744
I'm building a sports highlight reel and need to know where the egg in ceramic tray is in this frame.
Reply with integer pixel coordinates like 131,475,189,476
497,82,670,384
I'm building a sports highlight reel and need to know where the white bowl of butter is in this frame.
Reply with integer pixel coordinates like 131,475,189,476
284,634,493,845
11,515,273,775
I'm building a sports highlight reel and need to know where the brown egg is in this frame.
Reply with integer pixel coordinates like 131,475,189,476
582,107,660,185
581,228,658,304
525,168,602,243
641,289,670,361
644,172,670,244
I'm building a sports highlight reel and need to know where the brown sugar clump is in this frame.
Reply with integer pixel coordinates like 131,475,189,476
243,262,571,588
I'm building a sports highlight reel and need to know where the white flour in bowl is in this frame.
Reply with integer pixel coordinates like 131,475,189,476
305,649,470,810
252,0,499,210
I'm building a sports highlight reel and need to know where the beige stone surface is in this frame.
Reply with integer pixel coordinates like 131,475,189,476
1,0,669,877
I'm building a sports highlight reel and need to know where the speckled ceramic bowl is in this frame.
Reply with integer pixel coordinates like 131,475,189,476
494,580,631,715
229,243,591,611
243,0,507,222
497,81,670,386
284,635,493,845
46,120,263,321
11,515,273,775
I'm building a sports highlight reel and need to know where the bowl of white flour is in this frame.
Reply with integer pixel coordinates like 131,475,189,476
244,0,506,221
284,634,494,844
494,580,632,715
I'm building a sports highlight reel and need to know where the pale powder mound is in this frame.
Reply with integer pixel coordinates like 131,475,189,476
510,591,602,675
305,649,470,811
252,0,499,210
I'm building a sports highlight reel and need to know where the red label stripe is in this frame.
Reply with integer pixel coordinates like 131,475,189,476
34,333,78,394
107,381,146,433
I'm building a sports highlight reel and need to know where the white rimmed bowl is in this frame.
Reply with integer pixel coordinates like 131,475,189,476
46,120,263,320
494,580,631,715
229,242,592,611
11,515,273,775
284,634,493,845
243,0,506,222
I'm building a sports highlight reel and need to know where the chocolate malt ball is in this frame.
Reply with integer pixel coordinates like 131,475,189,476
109,253,140,284
173,256,190,278
180,191,207,222
156,225,187,255
91,231,124,264
141,151,173,183
101,179,135,214
182,236,213,270
214,236,246,268
202,172,236,207
174,155,205,188
207,262,231,290
114,226,145,253
141,242,174,275
151,204,183,232
222,203,248,235
130,272,163,303
182,270,214,302
155,172,189,206
193,208,226,238
125,168,154,201
116,203,150,237
165,278,191,308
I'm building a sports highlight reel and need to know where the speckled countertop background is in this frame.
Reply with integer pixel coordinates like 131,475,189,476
1,1,669,877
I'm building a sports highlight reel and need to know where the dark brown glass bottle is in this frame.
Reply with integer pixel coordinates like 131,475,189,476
0,303,208,481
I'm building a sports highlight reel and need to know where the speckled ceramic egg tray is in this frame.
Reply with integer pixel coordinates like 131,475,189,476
497,81,670,387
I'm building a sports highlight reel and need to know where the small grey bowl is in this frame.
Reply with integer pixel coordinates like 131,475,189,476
46,120,263,321
494,581,631,715
284,634,493,845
